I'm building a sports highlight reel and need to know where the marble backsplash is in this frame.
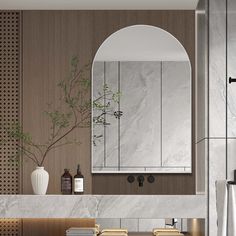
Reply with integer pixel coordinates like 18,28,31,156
0,195,205,218
96,218,188,232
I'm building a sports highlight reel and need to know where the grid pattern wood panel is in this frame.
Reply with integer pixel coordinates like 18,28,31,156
0,11,20,195
0,11,21,236
0,219,21,236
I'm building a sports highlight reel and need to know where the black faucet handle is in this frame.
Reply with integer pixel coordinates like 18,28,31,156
127,175,135,183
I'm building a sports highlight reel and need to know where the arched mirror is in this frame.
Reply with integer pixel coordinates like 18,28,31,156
92,25,191,173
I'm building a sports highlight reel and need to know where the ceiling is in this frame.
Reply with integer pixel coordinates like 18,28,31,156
0,0,199,10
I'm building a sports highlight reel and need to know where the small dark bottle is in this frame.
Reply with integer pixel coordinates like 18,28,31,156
74,164,84,194
61,169,72,194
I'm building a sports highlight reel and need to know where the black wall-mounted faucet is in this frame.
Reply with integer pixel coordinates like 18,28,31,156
127,175,155,186
137,175,145,187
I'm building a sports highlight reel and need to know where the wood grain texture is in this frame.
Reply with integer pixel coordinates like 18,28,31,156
22,10,195,194
22,218,95,236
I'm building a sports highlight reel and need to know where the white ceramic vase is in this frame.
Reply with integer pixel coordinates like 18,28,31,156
31,166,49,195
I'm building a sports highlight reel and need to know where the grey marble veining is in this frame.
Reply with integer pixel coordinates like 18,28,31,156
209,1,227,236
162,61,191,168
119,61,161,168
0,195,206,218
209,0,226,138
227,0,236,138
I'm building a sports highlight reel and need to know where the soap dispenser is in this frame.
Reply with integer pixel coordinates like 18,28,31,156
74,164,84,194
61,169,72,194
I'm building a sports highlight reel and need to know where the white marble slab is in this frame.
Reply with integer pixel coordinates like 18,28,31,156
0,195,206,219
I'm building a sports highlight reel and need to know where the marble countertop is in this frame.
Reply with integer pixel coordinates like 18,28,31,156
0,195,206,218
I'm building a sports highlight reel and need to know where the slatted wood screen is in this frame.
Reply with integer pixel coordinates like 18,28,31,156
0,11,21,236
0,11,20,194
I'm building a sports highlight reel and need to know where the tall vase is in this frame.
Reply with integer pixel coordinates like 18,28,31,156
31,166,49,195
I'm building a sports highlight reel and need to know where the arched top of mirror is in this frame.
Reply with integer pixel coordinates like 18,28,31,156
93,24,190,62
92,24,192,174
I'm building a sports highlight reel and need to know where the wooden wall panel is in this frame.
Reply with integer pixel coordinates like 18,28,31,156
22,218,95,236
22,10,195,194
22,11,93,194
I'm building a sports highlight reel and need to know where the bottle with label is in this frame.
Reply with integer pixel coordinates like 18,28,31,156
74,164,84,194
61,169,72,194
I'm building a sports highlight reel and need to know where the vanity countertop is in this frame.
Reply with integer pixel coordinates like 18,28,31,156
0,195,206,218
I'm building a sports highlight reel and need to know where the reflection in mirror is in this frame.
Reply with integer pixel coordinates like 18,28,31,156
92,25,191,173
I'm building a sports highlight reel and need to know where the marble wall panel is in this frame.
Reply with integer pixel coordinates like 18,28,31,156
96,218,120,230
120,219,138,232
227,139,236,180
227,0,236,138
209,139,226,236
120,61,161,168
209,0,226,138
162,61,191,168
209,0,227,235
138,219,165,232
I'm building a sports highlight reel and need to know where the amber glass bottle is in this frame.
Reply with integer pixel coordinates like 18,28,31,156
61,169,72,194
